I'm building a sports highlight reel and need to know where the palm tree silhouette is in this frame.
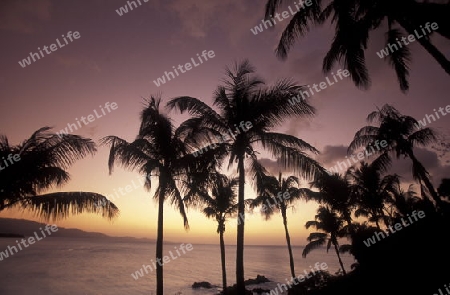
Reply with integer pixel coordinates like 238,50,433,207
347,162,399,228
250,172,304,278
187,172,238,295
303,206,347,275
101,96,213,295
383,181,424,218
348,104,443,209
0,126,118,220
263,0,450,92
167,59,325,293
306,172,355,231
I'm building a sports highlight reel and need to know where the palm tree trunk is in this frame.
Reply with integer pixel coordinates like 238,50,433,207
343,213,354,235
281,207,296,278
372,209,381,229
407,150,444,208
235,153,246,294
380,208,390,227
332,237,347,275
219,225,228,295
375,219,380,229
398,19,450,76
156,181,165,295
414,36,450,75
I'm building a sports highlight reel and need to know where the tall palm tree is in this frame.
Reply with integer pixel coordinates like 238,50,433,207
101,96,217,295
303,206,347,275
167,60,325,293
263,0,450,92
0,126,118,220
348,104,443,209
250,172,304,278
187,173,238,294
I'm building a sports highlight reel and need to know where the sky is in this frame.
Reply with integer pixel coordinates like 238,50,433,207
0,0,449,246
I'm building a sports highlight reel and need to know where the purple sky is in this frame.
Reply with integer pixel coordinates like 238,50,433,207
0,0,449,244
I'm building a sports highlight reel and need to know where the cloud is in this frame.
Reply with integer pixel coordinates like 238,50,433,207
316,144,450,187
316,145,349,168
388,148,450,186
284,115,323,137
258,158,282,175
168,0,261,44
0,0,51,33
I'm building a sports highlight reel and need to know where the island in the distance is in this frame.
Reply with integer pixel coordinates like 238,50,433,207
0,218,155,243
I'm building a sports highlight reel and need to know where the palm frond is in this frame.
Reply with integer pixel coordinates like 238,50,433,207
17,192,119,221
302,237,326,257
385,28,411,92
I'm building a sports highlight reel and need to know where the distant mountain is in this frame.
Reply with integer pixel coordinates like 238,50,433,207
0,218,155,242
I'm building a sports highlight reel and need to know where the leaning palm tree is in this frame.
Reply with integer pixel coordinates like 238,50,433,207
263,0,450,92
187,172,238,295
167,60,325,293
101,96,219,295
303,206,348,275
250,172,304,278
348,104,443,209
0,126,118,220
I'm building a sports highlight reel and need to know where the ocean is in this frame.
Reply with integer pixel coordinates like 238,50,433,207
0,238,355,295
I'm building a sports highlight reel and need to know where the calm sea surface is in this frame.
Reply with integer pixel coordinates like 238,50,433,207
0,238,355,295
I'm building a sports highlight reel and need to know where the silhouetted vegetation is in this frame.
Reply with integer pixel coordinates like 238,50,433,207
0,127,118,221
264,0,450,92
4,59,448,295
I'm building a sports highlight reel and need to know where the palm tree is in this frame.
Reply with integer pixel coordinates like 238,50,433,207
306,172,355,231
303,206,347,275
383,181,425,218
187,173,238,294
0,126,118,220
347,162,399,228
348,104,443,209
263,0,450,92
250,172,304,278
101,96,218,295
167,60,325,293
